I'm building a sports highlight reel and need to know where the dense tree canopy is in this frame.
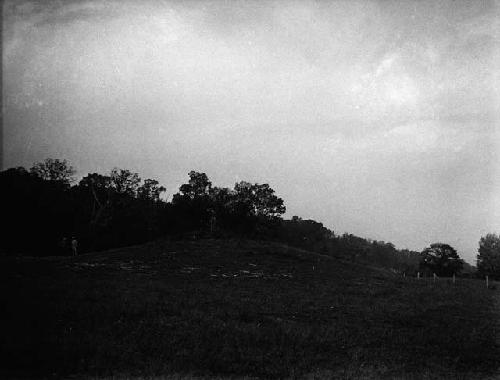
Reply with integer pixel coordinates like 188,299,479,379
477,234,500,279
420,243,464,277
233,182,286,218
177,171,212,199
29,158,75,186
0,158,423,273
138,179,166,202
110,168,141,196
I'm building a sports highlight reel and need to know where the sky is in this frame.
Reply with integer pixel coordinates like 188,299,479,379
3,0,500,263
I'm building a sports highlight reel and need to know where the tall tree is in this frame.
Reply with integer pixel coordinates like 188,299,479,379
77,173,113,228
178,171,212,199
110,168,141,197
233,181,286,218
477,234,500,279
138,179,166,202
171,171,213,233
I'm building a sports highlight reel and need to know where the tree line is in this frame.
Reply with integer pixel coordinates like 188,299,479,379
1,158,498,278
1,158,286,253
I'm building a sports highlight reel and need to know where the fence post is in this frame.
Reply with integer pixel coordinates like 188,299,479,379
486,275,489,289
433,273,437,282
417,272,420,280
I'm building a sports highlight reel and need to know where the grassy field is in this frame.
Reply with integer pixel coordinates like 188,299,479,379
1,239,499,379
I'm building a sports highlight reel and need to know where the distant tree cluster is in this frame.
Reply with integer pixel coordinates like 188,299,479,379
0,158,423,272
416,234,500,279
277,217,421,272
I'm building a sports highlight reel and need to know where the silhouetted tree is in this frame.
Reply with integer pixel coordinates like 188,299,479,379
207,186,235,233
178,171,212,199
477,234,500,279
2,160,172,255
420,243,463,277
137,179,166,239
227,181,285,236
138,179,166,202
1,164,74,255
110,168,141,197
73,173,114,250
78,173,113,224
233,182,285,218
30,158,75,187
171,171,213,234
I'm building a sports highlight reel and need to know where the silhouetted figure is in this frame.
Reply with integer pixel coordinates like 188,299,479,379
71,237,78,256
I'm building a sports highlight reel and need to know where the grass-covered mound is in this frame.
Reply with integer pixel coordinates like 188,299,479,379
1,239,498,379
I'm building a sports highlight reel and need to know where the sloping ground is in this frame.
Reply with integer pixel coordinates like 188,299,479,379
489,287,500,378
0,239,499,379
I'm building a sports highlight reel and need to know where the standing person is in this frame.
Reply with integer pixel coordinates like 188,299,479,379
71,237,78,256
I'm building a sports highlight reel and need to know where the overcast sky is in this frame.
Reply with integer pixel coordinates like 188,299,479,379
3,0,500,262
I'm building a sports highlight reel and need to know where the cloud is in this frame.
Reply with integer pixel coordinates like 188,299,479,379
6,0,497,131
375,53,398,77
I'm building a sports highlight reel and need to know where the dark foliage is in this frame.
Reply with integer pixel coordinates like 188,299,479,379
419,243,464,277
477,233,500,280
29,158,75,187
0,166,74,255
277,218,421,273
1,159,421,272
0,162,286,255
0,163,165,255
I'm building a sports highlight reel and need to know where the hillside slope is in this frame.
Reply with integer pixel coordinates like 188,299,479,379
1,238,498,379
